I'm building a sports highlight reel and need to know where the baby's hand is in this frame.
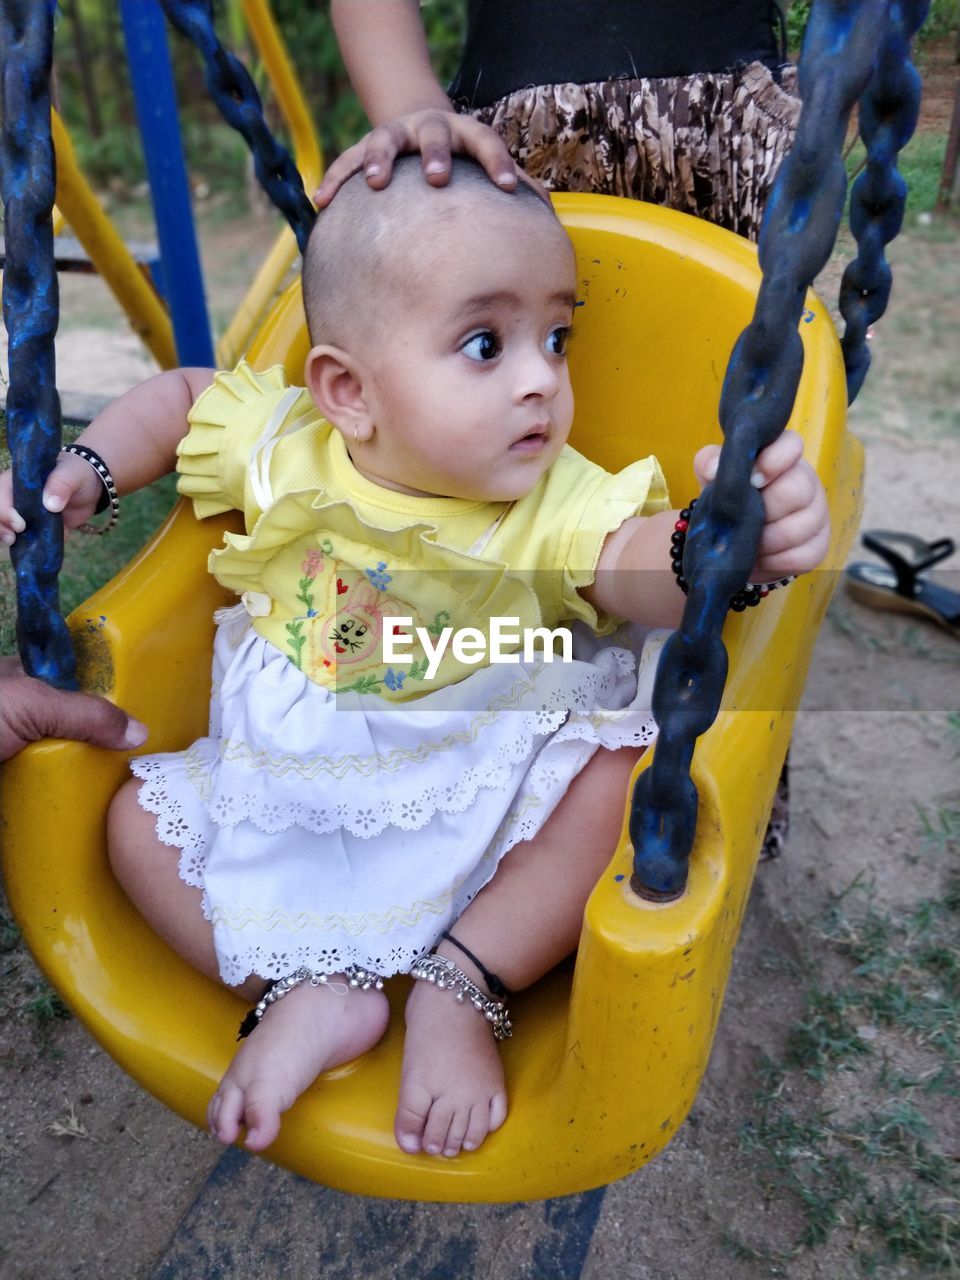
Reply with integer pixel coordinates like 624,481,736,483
314,109,522,207
0,452,103,546
693,430,830,581
0,469,26,546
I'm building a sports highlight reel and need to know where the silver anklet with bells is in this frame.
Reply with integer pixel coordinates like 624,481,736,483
238,964,383,1039
409,953,513,1041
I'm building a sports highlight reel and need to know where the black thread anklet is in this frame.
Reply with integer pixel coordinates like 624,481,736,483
440,930,512,998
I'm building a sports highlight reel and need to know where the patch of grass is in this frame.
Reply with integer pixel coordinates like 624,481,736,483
918,804,960,857
21,985,70,1027
786,0,958,55
826,601,960,666
846,132,951,220
739,854,960,1271
720,1229,790,1271
785,987,873,1077
0,909,20,954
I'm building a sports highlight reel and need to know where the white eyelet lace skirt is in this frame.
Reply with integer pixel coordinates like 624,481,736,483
131,610,666,986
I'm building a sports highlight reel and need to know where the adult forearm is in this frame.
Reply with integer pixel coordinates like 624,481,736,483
331,0,452,123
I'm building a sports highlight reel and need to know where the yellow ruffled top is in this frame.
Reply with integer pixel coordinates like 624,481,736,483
176,363,670,700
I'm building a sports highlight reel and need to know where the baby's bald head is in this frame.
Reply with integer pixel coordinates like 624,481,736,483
302,157,560,349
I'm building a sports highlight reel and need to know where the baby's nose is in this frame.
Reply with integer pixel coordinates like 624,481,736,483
515,349,560,400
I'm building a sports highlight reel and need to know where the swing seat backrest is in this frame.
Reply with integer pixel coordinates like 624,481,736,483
0,196,861,1200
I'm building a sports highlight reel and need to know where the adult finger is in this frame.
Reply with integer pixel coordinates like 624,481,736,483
355,120,417,189
453,116,519,190
417,113,456,185
313,140,381,207
0,675,148,762
38,686,149,751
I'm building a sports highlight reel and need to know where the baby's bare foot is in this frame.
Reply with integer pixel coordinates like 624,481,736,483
209,978,389,1151
395,972,508,1158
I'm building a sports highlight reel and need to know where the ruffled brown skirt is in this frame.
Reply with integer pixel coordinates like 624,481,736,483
466,61,799,242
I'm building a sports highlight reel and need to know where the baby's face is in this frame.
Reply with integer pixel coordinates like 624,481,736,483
350,199,577,503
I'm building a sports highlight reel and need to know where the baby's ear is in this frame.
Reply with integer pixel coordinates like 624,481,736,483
304,344,374,444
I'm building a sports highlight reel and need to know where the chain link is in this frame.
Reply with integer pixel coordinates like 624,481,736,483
630,0,926,900
0,0,77,689
158,0,316,253
841,0,930,401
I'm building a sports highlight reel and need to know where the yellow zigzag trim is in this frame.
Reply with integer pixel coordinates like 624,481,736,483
202,671,543,780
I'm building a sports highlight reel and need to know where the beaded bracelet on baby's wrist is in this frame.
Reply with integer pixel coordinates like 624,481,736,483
61,443,119,534
671,497,797,611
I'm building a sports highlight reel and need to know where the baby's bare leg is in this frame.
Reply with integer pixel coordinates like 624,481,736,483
108,778,389,1150
108,779,239,986
396,745,643,1158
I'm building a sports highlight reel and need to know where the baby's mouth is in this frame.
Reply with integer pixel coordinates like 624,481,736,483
510,426,549,454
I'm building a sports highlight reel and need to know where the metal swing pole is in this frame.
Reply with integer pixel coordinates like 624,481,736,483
119,0,215,367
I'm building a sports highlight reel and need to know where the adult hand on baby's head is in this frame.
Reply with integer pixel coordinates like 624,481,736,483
0,452,101,547
313,109,522,207
693,430,831,581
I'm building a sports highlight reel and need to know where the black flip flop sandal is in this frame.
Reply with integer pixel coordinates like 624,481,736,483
845,529,960,637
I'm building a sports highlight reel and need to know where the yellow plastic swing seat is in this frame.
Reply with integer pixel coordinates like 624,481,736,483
0,196,861,1202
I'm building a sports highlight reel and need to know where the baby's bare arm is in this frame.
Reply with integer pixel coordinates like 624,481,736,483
584,432,831,629
0,368,214,541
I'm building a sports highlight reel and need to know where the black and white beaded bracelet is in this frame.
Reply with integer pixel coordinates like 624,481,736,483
671,497,796,611
62,443,119,534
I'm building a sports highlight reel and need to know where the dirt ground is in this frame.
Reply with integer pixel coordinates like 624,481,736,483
1,45,959,1280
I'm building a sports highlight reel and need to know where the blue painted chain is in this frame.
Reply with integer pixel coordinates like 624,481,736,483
841,0,930,401
630,0,926,900
158,0,316,253
0,0,77,690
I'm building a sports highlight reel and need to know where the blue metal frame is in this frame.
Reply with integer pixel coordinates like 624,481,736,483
120,0,214,367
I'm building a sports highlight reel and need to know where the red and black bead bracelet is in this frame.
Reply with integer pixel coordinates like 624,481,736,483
671,497,796,612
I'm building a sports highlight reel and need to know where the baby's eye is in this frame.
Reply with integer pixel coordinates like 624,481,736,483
461,330,501,362
545,326,571,357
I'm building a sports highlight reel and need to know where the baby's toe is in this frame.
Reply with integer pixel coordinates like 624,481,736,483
394,1081,434,1154
459,1090,508,1153
461,1104,491,1153
440,1107,471,1158
420,1098,457,1157
241,1086,282,1152
489,1090,508,1133
210,1081,245,1145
